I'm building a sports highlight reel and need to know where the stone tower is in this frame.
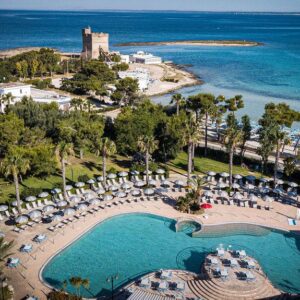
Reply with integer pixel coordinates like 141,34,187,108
81,27,109,60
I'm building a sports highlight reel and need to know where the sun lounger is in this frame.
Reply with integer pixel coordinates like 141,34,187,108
288,218,297,226
175,281,185,291
37,200,43,207
32,202,38,209
140,278,151,288
157,280,168,291
20,244,33,253
7,258,19,268
208,257,219,265
5,211,11,218
12,208,19,216
25,203,32,210
160,270,172,279
245,271,256,282
220,268,229,280
13,227,22,233
48,226,56,232
217,248,225,257
229,259,238,267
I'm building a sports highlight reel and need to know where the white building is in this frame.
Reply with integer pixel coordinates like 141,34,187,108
129,51,162,65
120,54,130,64
118,68,150,91
0,82,71,112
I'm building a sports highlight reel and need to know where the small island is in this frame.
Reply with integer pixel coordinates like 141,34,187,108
116,40,263,47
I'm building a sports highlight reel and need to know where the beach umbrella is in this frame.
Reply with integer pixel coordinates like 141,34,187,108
156,168,165,174
11,200,23,207
77,203,88,211
144,188,155,196
263,195,273,202
28,210,42,220
64,208,75,216
135,181,146,187
108,185,119,191
121,182,132,190
43,205,55,213
15,215,28,224
69,195,81,203
118,171,128,177
161,180,171,187
276,179,284,185
246,184,255,190
89,198,101,206
51,188,61,194
260,187,270,194
273,187,284,195
38,192,49,198
116,191,127,198
248,194,257,202
95,188,106,195
97,176,104,182
204,191,213,197
87,179,95,184
25,196,37,202
233,174,242,179
65,185,73,191
232,183,240,190
0,205,8,212
220,191,228,199
52,215,62,223
288,182,298,188
143,170,152,175
233,192,243,200
217,182,227,189
83,192,96,200
259,178,269,183
130,170,139,175
75,182,85,188
175,180,185,187
131,189,141,196
107,173,117,179
207,171,216,176
103,194,113,201
246,175,256,182
57,200,68,208
148,179,157,186
201,203,212,209
220,172,229,178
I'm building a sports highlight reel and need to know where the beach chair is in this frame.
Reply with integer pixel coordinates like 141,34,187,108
5,211,11,218
25,203,32,211
12,208,19,216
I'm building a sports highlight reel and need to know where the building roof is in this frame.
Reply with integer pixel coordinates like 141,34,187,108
0,82,31,89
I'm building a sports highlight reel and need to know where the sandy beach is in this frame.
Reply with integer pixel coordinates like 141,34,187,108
128,63,201,97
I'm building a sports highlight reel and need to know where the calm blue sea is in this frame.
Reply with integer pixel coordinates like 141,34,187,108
1,10,300,120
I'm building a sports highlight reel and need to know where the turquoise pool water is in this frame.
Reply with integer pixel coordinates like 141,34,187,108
42,213,300,297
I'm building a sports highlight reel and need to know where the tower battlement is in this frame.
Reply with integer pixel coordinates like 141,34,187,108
81,27,109,60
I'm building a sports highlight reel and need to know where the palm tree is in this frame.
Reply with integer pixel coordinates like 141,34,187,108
98,138,116,188
56,142,74,199
69,276,82,298
222,114,243,187
0,237,14,275
1,146,30,213
182,115,202,183
137,136,159,186
190,176,206,202
170,93,185,116
70,98,84,111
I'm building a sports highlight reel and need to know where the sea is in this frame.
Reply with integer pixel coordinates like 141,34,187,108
1,10,300,124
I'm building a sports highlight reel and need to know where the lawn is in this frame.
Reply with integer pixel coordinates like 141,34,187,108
0,152,131,204
167,152,262,177
0,151,262,204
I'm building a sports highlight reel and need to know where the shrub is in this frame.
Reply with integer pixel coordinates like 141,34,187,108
48,291,80,300
21,187,43,199
78,174,89,183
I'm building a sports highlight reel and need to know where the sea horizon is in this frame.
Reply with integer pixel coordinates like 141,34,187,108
1,10,300,125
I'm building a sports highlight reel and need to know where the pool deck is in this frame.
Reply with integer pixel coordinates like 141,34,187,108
3,183,300,300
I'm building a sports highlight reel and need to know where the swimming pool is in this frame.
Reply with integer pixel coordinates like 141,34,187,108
42,213,300,298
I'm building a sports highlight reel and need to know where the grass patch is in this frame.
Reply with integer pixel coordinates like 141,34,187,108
168,152,262,177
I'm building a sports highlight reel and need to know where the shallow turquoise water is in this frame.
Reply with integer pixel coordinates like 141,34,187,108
42,213,300,297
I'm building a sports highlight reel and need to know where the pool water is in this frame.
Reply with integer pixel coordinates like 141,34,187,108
42,213,300,298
